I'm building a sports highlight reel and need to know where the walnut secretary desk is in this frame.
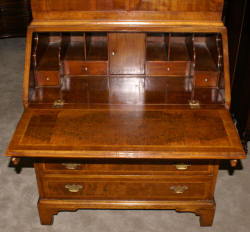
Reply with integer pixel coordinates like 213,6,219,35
6,0,246,226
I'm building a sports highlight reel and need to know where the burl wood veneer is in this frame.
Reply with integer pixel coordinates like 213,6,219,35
6,0,246,227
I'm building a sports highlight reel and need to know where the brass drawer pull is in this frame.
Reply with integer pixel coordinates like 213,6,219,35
62,163,80,170
65,184,83,193
82,66,88,72
170,185,188,194
174,163,190,170
189,100,200,108
53,99,64,108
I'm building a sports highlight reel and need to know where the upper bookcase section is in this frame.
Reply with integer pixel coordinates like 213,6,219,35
31,0,224,23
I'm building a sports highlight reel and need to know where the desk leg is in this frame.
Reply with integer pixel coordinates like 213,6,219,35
38,200,58,225
176,201,216,227
198,207,216,226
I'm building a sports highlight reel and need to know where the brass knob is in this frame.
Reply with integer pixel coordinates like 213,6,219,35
65,184,83,193
11,157,20,166
46,77,50,81
230,160,238,167
174,163,190,170
111,51,115,56
83,67,88,72
170,185,188,194
204,78,208,82
62,163,80,170
167,67,171,71
53,99,64,107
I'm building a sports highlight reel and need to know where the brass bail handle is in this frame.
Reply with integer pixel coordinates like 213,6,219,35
170,185,188,194
62,163,80,170
65,184,83,193
174,163,191,170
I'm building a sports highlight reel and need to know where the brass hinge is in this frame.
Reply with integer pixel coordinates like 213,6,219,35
189,100,200,109
53,99,64,108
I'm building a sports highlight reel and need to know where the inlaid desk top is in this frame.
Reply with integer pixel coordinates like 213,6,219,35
6,106,245,159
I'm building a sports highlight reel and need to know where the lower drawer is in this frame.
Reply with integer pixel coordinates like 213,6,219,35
42,177,213,200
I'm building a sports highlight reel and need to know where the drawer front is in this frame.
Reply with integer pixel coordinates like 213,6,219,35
43,177,212,200
146,61,191,76
64,61,107,76
36,70,60,86
41,160,213,175
194,71,219,87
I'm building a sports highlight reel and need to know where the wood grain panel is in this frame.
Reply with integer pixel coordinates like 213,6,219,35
36,70,60,86
37,198,216,226
146,61,191,76
109,77,145,104
194,71,219,87
132,0,224,12
31,0,224,22
32,0,224,12
43,177,213,200
6,107,245,159
41,160,213,175
64,61,108,76
43,0,129,11
109,33,146,74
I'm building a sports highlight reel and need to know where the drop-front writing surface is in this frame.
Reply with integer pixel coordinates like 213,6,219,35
7,107,244,159
5,0,246,227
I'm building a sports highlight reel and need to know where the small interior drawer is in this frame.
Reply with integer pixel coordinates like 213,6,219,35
43,177,213,200
36,70,60,87
40,160,213,175
146,61,191,76
64,61,107,76
194,71,219,87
